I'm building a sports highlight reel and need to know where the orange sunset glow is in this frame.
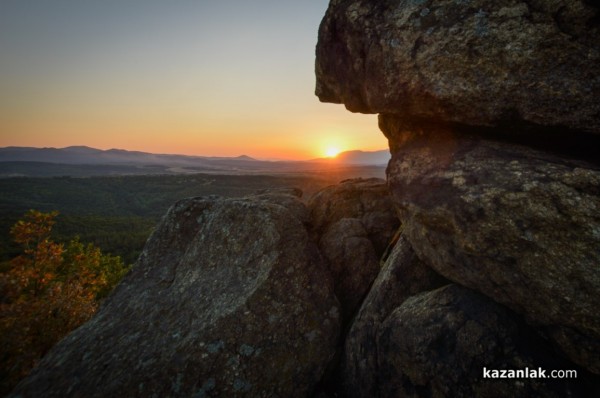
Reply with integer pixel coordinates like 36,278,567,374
0,1,386,160
324,147,341,158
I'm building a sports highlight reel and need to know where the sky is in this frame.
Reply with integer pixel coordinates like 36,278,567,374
0,0,386,160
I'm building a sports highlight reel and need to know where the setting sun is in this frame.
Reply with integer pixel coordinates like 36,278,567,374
0,2,387,160
325,147,340,158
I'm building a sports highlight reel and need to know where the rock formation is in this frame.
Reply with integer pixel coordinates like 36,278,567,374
341,235,448,397
11,193,340,397
377,284,590,398
316,0,600,394
381,116,600,374
316,0,600,133
309,178,398,256
308,178,399,319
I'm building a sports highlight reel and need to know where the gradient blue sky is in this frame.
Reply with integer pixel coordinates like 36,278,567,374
0,0,385,159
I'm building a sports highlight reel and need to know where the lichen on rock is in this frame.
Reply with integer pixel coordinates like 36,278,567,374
308,178,399,320
316,0,600,134
315,0,600,388
11,193,340,397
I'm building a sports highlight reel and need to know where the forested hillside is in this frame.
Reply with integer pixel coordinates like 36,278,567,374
0,170,382,264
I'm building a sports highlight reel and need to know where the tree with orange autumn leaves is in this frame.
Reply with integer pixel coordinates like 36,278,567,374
0,210,130,394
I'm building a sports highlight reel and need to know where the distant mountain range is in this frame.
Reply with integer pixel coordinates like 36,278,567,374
0,146,258,166
0,146,389,177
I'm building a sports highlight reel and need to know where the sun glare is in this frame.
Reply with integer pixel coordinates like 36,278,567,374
325,147,340,158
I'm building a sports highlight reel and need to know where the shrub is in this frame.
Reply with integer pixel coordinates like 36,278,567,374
0,210,130,394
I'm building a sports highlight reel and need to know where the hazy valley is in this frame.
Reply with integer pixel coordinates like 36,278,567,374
0,149,388,265
0,146,390,177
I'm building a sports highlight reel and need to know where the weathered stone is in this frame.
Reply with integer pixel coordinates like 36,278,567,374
341,235,448,397
377,284,598,398
309,178,399,255
314,0,600,392
249,188,310,225
12,193,340,397
381,115,600,373
308,178,399,319
316,0,600,134
318,218,381,320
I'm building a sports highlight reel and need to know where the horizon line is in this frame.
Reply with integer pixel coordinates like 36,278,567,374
0,144,390,162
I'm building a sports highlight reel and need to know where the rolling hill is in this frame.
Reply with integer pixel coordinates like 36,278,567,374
0,146,390,177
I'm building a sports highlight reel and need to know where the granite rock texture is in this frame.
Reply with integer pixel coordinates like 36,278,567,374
377,284,596,398
315,0,600,377
340,235,448,397
308,178,399,319
316,0,600,134
381,115,600,373
309,178,399,255
11,193,340,397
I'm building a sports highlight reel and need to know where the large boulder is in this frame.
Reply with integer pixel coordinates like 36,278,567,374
315,0,600,376
12,193,340,397
381,116,600,373
377,284,598,398
317,217,381,320
316,0,600,134
308,178,400,319
341,235,448,397
309,178,398,255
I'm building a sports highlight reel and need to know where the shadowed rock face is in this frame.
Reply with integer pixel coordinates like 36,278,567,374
308,178,400,319
309,178,399,256
341,236,448,397
381,115,600,373
377,284,596,398
316,0,600,134
11,194,340,397
315,0,600,377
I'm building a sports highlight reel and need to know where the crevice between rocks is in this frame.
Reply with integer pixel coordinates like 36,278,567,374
381,113,600,167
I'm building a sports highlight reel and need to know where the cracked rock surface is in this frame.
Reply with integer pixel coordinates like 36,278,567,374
340,236,448,397
381,115,600,373
316,0,600,377
308,178,399,319
377,284,595,398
